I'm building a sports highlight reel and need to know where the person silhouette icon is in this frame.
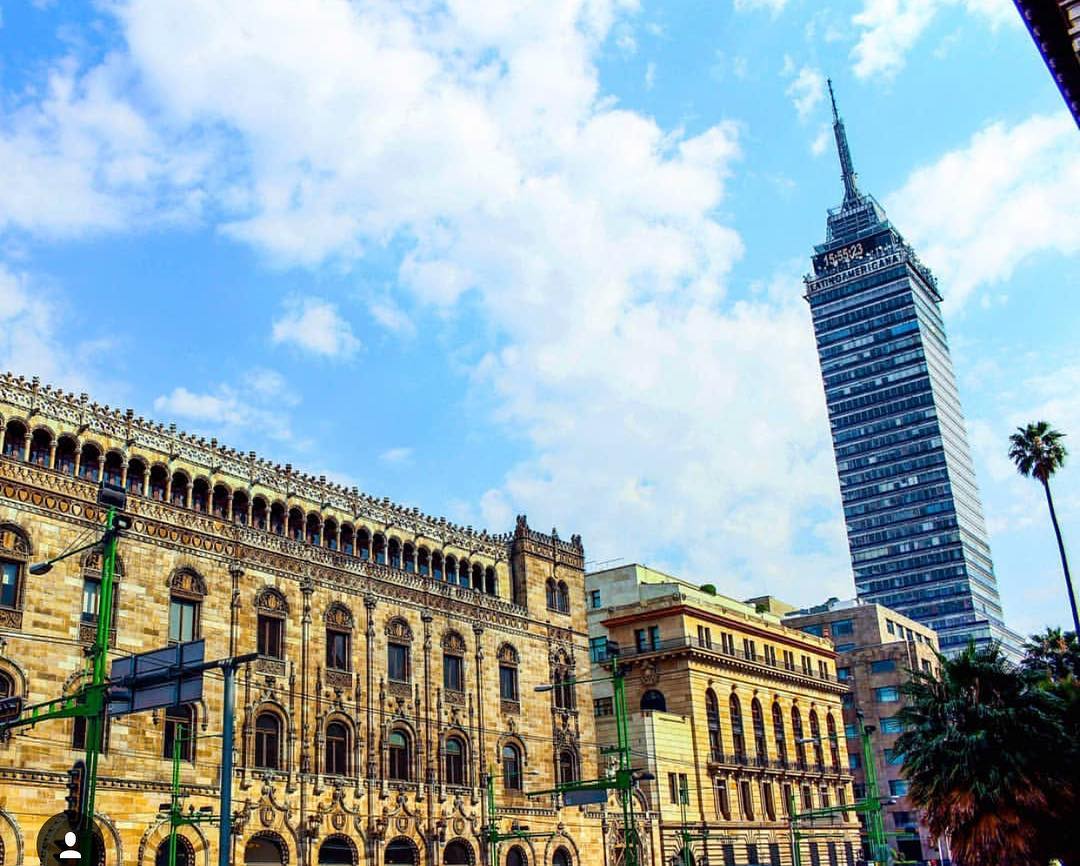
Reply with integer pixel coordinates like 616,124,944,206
59,831,81,860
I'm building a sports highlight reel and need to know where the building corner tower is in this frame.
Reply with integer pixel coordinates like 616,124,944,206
804,82,1022,659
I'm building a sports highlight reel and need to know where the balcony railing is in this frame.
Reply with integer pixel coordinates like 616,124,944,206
608,635,837,682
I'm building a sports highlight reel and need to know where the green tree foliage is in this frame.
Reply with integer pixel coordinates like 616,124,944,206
896,642,1077,865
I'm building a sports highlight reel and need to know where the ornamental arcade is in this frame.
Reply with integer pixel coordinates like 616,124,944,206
0,373,602,866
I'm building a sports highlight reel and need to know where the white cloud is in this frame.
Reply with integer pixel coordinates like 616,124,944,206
785,66,825,120
888,112,1080,310
645,61,656,90
271,297,360,359
368,298,416,338
379,447,414,465
810,123,831,156
851,0,1016,79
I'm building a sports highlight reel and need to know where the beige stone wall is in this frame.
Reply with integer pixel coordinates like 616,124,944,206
0,377,603,866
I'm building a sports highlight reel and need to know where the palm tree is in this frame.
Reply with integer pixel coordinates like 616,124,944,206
1022,626,1080,682
896,645,1065,865
1008,421,1077,633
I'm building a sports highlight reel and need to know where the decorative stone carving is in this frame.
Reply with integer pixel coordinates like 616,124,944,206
325,602,353,630
255,586,288,614
385,617,413,643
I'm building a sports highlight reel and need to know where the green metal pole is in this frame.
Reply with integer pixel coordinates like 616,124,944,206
860,718,889,866
169,722,183,866
487,766,498,866
81,506,118,862
612,658,640,866
679,776,693,866
788,788,801,866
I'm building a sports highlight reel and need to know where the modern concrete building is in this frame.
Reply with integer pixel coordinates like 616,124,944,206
586,565,860,866
804,83,1022,660
1013,0,1080,125
784,598,943,865
0,373,602,866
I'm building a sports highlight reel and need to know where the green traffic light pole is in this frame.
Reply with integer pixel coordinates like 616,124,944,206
0,484,127,864
484,766,556,866
676,776,709,866
160,723,220,866
527,651,646,866
788,712,891,866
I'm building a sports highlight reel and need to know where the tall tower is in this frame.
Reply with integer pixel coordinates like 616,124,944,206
804,83,1022,659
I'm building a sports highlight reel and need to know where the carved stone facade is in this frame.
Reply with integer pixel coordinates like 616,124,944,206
0,373,599,866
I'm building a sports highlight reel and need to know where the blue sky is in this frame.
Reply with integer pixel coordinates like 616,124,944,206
1,0,1077,637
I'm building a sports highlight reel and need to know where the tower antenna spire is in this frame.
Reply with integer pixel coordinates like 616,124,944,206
827,78,860,207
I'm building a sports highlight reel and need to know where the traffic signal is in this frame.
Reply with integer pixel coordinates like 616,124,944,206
66,760,87,816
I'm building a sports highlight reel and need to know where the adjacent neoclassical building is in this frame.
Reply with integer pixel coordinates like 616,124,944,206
0,373,601,866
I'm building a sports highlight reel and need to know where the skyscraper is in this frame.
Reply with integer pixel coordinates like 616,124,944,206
804,83,1022,659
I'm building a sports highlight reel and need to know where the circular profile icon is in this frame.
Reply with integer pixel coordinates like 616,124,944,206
37,812,106,865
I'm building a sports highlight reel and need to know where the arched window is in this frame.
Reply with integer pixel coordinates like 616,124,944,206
55,435,78,475
498,644,519,703
792,706,806,769
164,704,195,762
809,710,824,767
212,484,230,518
558,749,578,784
0,522,30,614
191,478,210,513
256,589,287,659
340,523,354,556
485,566,497,595
325,721,349,776
752,698,768,762
252,497,268,530
502,743,522,790
507,845,528,866
103,452,123,487
245,835,286,865
417,546,429,576
156,836,195,866
445,735,465,785
773,702,788,766
444,840,473,866
306,513,321,546
79,443,101,481
730,694,746,761
640,690,666,712
126,458,146,496
270,502,285,535
149,464,168,500
384,839,417,866
2,420,26,459
373,532,386,565
826,713,840,770
388,729,411,781
471,563,483,590
556,581,570,612
254,712,282,770
324,518,338,550
287,507,303,541
317,835,356,865
326,603,352,672
553,847,572,866
546,579,557,610
29,428,52,466
171,472,189,507
0,671,15,699
457,560,470,589
706,689,723,761
445,555,457,584
443,632,465,693
357,527,371,560
432,552,443,580
233,490,250,526
553,670,575,710
168,568,205,643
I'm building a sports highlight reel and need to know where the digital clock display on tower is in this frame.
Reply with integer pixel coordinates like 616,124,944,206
812,231,891,276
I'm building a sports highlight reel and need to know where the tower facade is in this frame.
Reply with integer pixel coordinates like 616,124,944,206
804,84,1021,659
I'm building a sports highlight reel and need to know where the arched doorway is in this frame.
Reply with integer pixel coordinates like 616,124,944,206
444,838,474,865
155,836,196,866
640,689,667,712
318,834,356,864
506,845,528,866
245,834,286,865
552,846,572,866
384,837,418,865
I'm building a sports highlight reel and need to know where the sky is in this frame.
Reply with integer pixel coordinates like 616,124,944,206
1,0,1077,638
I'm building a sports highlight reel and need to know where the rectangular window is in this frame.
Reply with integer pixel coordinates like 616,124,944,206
801,655,812,674
831,619,854,637
589,636,608,662
849,753,860,770
765,645,777,666
81,577,101,623
499,664,518,701
921,658,933,674
0,560,18,607
874,686,900,703
837,667,851,681
722,633,736,655
802,785,813,810
870,659,896,674
818,660,829,678
170,598,199,643
723,845,736,866
769,843,782,866
594,697,614,717
697,625,712,648
668,773,679,804
827,841,839,866
880,716,903,734
635,628,647,652
747,844,759,866
443,654,464,692
889,779,910,796
743,638,757,661
809,843,821,866
388,643,409,683
783,650,795,670
648,625,660,650
845,723,858,739
679,773,689,804
257,614,283,658
589,589,602,608
842,693,854,708
892,811,912,828
835,642,856,653
884,749,904,766
801,623,824,637
886,619,896,635
326,630,350,671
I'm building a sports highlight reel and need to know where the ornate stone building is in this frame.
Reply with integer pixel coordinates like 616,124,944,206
586,566,861,866
0,373,601,866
